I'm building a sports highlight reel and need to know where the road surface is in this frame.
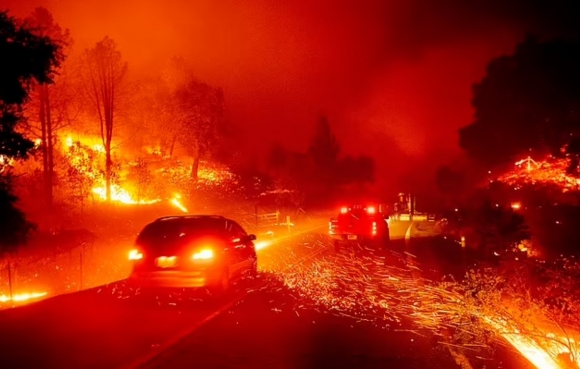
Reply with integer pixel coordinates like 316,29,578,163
0,220,532,369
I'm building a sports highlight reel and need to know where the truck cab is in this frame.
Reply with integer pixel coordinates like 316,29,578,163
329,204,390,251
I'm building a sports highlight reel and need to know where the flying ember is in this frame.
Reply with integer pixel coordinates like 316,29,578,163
279,249,580,369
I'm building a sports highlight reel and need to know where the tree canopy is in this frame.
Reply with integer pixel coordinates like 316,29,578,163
0,10,61,252
266,117,375,204
0,10,61,160
459,36,580,165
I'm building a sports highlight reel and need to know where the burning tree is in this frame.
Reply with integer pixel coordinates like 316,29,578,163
80,37,128,202
23,7,71,211
57,140,98,219
125,157,153,203
0,10,61,251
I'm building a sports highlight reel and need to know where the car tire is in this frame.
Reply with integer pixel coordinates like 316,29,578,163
210,268,230,296
249,259,258,279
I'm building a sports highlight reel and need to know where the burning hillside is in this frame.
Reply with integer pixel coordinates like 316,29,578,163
9,132,249,221
497,156,580,192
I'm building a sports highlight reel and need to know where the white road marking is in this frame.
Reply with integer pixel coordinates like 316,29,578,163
122,295,243,369
124,223,328,369
404,222,414,244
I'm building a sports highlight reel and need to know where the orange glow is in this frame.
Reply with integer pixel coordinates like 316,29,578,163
0,292,48,303
340,207,348,214
192,249,214,260
128,249,143,260
511,202,521,210
367,206,376,214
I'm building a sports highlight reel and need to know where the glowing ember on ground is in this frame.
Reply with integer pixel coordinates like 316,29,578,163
0,292,48,303
498,156,580,192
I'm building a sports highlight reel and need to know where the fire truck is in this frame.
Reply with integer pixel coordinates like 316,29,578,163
328,204,390,251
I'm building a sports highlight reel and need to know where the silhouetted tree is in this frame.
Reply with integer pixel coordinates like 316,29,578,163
452,201,531,258
175,78,224,182
81,37,128,202
24,7,71,210
459,36,580,166
0,10,60,252
266,142,288,174
0,180,36,252
435,165,466,206
126,156,153,202
337,155,375,184
158,56,191,156
308,117,340,184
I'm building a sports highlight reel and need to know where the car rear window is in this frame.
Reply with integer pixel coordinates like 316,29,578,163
136,218,228,247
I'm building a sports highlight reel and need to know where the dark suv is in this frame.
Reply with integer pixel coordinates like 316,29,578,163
128,215,258,293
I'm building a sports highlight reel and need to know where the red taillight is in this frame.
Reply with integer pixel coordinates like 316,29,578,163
129,249,143,260
372,221,377,235
367,206,376,214
192,248,214,260
340,207,348,214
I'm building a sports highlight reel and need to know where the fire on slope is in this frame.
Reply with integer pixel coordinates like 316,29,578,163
61,135,203,212
497,156,580,192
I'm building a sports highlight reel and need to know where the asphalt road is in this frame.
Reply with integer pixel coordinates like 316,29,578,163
0,221,532,369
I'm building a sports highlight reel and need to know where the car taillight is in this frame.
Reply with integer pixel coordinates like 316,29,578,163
340,207,348,214
372,221,377,235
129,249,143,260
367,206,376,214
192,248,214,260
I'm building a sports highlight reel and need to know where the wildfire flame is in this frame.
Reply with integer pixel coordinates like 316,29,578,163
0,292,48,303
498,156,580,192
91,184,160,205
62,135,192,212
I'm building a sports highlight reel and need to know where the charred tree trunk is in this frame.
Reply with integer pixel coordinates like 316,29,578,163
45,84,54,210
39,85,50,210
169,134,178,158
105,142,112,202
191,147,200,182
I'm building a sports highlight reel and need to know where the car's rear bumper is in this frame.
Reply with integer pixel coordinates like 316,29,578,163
129,270,216,288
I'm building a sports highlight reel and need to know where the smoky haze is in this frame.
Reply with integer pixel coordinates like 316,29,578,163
4,0,580,191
